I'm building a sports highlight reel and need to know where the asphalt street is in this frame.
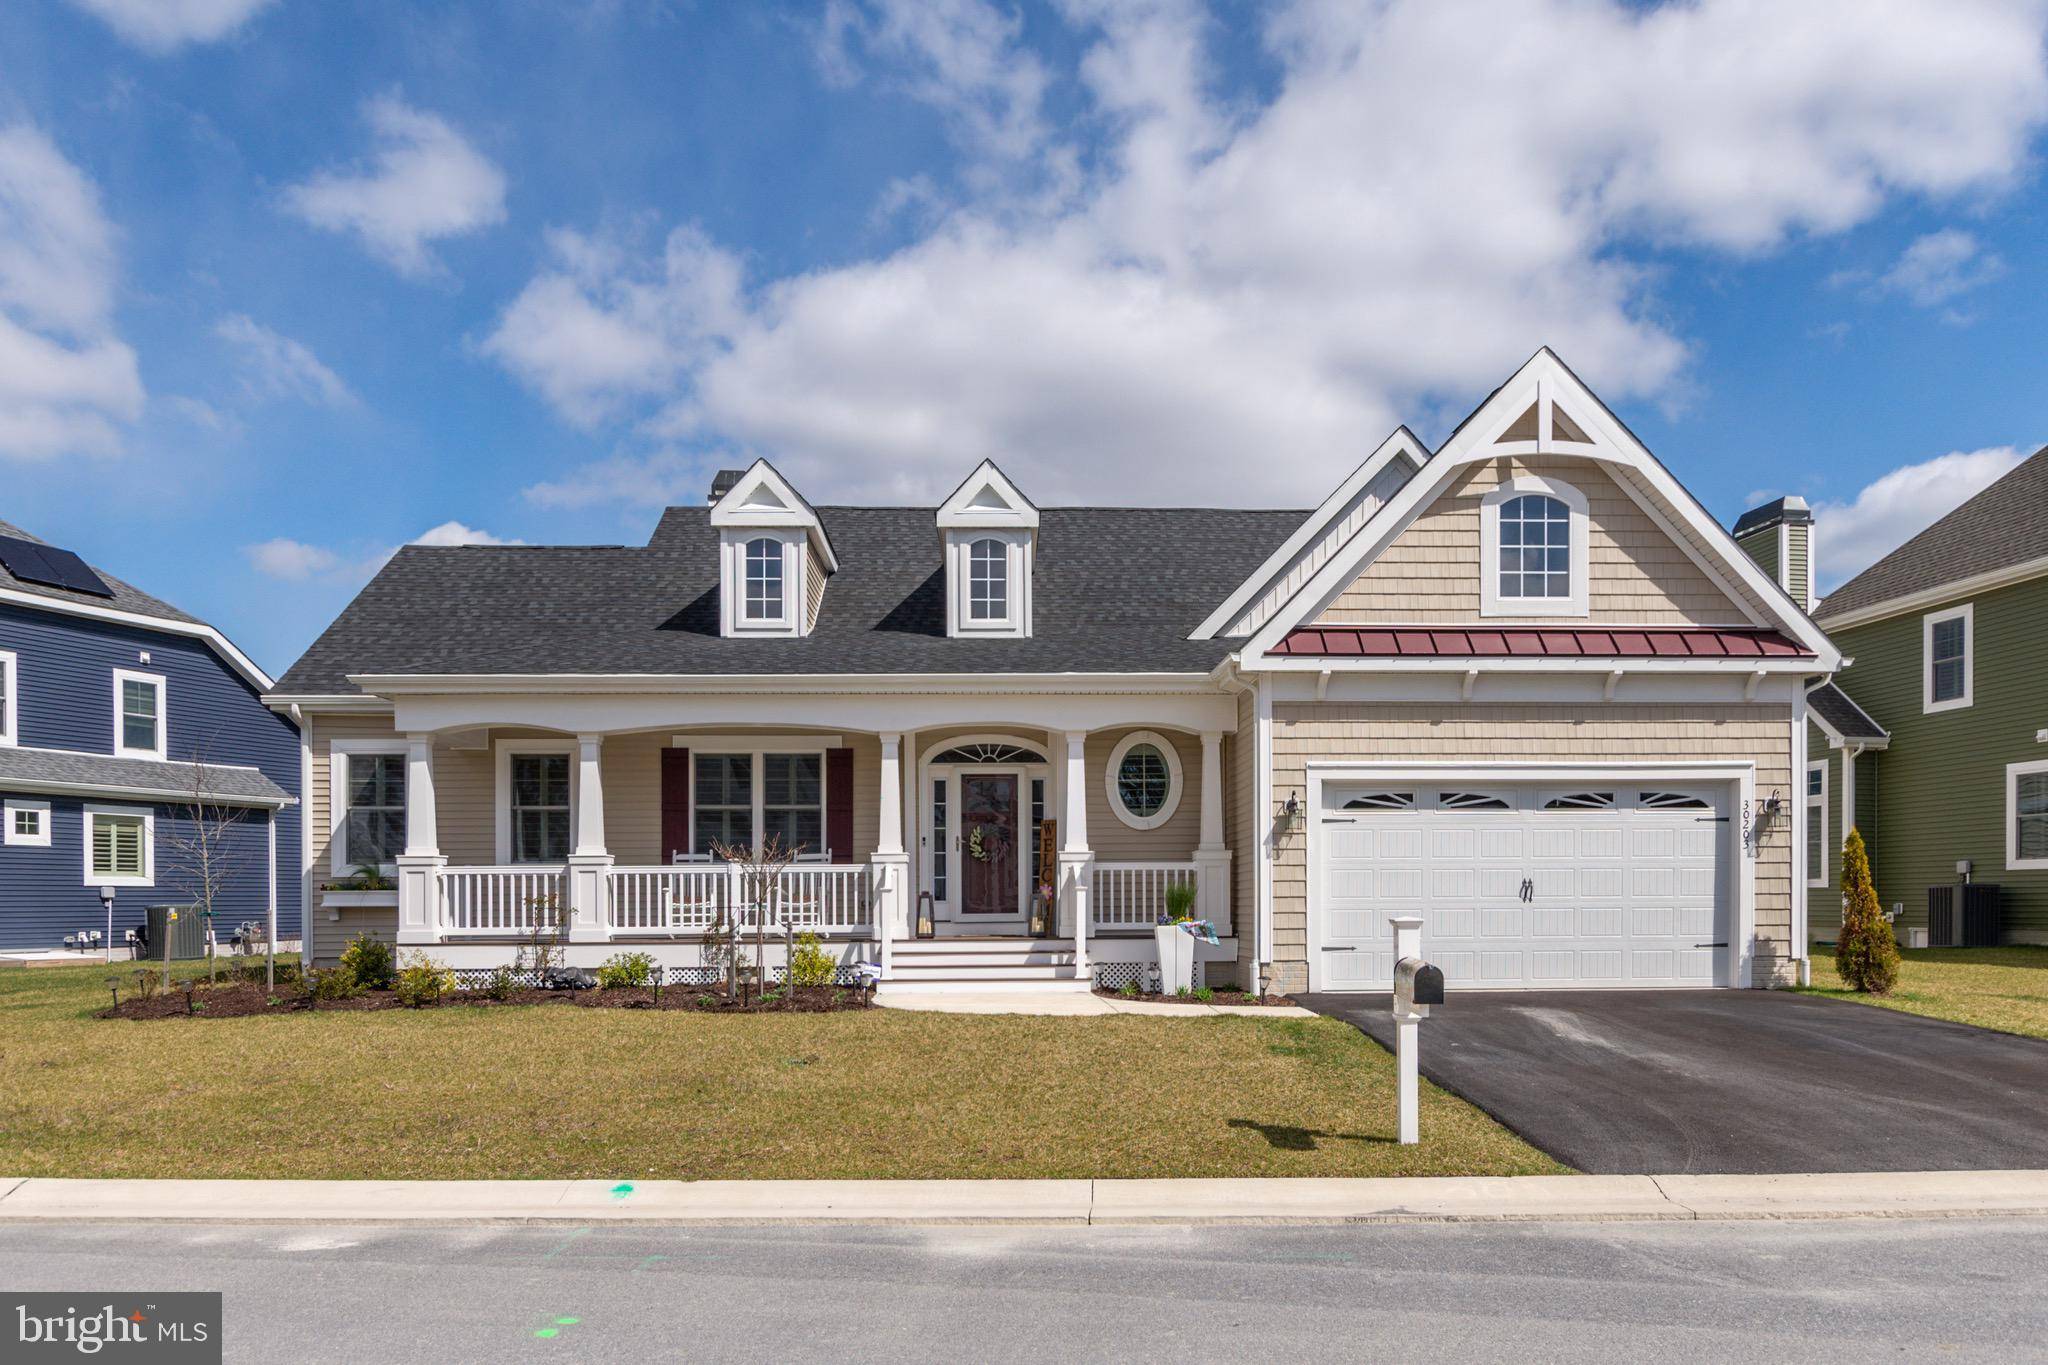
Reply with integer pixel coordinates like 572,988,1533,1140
4,1217,2045,1363
1303,988,2048,1173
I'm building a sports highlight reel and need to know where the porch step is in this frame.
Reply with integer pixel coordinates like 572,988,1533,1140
876,975,1092,996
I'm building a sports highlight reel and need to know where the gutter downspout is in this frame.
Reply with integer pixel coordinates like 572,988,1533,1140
1217,657,1261,999
291,704,312,974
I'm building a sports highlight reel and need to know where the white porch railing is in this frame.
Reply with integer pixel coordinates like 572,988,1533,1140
606,864,874,934
441,867,566,935
1092,861,1200,930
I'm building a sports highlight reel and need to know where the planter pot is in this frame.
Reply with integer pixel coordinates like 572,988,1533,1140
1152,923,1196,994
319,890,398,921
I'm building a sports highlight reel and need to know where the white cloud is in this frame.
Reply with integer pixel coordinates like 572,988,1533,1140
1873,229,2006,307
522,448,707,510
489,0,2048,510
66,0,276,53
282,97,507,278
0,125,143,460
215,314,356,408
1814,446,2032,590
245,522,522,583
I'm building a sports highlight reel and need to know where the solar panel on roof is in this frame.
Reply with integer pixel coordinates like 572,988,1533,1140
0,535,115,598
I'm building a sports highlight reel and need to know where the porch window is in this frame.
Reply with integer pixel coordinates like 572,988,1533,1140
1030,777,1045,893
931,778,948,902
695,753,754,853
1105,730,1184,830
511,753,571,863
344,753,406,867
763,752,824,856
744,537,784,622
1805,761,1828,888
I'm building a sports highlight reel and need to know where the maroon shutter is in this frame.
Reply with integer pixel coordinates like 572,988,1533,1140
826,747,855,862
661,748,691,862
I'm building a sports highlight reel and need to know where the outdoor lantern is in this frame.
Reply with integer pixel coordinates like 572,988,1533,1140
915,891,936,940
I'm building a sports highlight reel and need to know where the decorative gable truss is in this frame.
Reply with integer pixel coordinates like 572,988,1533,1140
1193,428,1429,640
708,460,838,638
1240,349,1842,678
936,459,1039,638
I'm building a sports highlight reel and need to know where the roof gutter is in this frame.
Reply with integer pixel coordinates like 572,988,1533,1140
1818,553,2048,632
344,670,1228,698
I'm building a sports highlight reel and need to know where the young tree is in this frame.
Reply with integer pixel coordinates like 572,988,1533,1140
710,834,800,1003
1835,826,1900,995
162,749,248,986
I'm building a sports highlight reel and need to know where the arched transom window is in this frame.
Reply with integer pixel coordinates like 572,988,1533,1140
969,537,1008,621
744,536,784,621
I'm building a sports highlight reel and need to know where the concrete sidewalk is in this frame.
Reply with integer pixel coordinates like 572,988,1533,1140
4,1171,2046,1226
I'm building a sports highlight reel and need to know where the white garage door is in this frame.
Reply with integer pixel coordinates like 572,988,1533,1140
1312,783,1730,992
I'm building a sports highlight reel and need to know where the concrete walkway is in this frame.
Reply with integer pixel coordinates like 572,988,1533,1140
3,1171,2046,1226
876,991,1316,1017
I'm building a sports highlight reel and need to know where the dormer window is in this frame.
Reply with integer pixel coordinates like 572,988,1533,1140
1480,475,1588,617
969,538,1008,622
744,536,786,623
937,460,1037,639
708,460,836,639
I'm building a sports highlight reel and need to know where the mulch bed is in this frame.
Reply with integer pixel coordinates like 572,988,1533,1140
100,979,873,1020
1092,988,1298,1007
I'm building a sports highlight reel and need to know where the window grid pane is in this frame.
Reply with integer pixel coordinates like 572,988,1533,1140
694,754,754,855
121,678,158,750
745,538,784,620
762,752,824,857
969,538,1007,621
1496,495,1571,599
510,754,571,863
932,779,948,901
1117,746,1170,818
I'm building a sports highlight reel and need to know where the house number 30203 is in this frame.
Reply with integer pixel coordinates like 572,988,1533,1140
1740,799,1755,858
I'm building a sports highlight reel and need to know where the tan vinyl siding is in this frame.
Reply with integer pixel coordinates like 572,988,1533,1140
1083,728,1205,862
1263,701,1797,994
306,712,402,961
1227,459,1415,637
1317,456,1744,626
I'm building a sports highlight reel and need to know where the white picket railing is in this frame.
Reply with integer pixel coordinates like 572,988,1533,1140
606,864,873,934
1092,861,1200,930
441,867,566,935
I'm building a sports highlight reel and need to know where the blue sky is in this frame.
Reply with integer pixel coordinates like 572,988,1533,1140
2,0,2045,678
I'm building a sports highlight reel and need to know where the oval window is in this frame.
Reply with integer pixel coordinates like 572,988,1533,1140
1104,731,1184,829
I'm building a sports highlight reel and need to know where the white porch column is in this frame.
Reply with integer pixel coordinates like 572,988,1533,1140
1193,729,1234,935
395,733,444,945
873,731,910,979
566,733,612,942
1058,730,1093,975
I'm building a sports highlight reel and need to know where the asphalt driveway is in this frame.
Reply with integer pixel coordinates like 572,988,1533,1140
1300,989,2048,1174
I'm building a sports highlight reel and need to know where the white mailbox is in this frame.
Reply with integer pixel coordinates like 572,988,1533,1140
1387,914,1441,1146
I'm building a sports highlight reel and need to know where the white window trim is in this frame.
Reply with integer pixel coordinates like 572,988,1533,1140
494,739,579,865
1104,729,1185,831
83,802,154,888
0,649,16,747
112,667,167,761
945,530,1032,638
2007,759,2048,873
329,739,409,877
684,742,833,858
1804,759,1828,889
1922,602,1973,714
1479,475,1590,618
4,796,51,847
719,530,803,637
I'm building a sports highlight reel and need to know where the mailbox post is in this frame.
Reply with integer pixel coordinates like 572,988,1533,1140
1389,913,1445,1145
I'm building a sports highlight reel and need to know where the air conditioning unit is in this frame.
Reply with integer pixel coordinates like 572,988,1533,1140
1927,884,2001,948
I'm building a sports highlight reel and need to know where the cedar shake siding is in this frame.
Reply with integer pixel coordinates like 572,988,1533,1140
1317,456,1745,627
1261,702,1797,994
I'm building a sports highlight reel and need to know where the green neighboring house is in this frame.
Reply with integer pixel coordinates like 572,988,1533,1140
1773,449,2048,946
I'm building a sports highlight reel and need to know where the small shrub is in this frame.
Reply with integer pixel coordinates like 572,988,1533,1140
787,933,836,987
1163,881,1199,922
338,933,395,991
393,952,457,1008
475,965,517,1001
307,966,362,1002
1118,979,1140,998
131,968,160,1005
1835,827,1901,995
595,951,656,990
1192,985,1214,1003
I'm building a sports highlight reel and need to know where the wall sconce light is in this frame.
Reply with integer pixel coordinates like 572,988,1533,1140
1761,791,1783,820
1275,793,1302,836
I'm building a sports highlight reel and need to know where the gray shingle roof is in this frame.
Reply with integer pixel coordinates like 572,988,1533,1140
0,746,291,806
1816,446,2048,621
274,505,1307,694
1806,682,1888,745
0,517,203,626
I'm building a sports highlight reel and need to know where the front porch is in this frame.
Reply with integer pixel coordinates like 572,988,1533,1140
367,722,1239,992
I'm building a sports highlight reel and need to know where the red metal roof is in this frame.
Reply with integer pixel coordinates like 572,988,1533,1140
1270,626,1811,659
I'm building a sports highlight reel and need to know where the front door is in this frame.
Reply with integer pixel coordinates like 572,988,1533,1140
959,773,1021,918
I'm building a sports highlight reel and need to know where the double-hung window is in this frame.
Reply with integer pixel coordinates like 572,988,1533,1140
1805,762,1828,888
693,749,830,858
510,753,572,863
2009,761,2048,872
1923,604,1972,713
969,538,1008,621
744,537,785,623
113,669,165,760
84,805,152,886
694,753,754,854
0,650,16,746
345,753,406,867
762,752,824,854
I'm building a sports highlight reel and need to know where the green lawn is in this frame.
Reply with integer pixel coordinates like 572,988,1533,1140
0,963,1563,1181
1801,946,2048,1041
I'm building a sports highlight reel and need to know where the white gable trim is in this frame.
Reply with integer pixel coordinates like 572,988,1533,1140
1191,428,1428,640
937,459,1040,531
1242,350,1840,669
708,458,837,572
0,586,275,693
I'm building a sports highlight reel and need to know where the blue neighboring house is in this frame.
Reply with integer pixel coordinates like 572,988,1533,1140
0,518,299,955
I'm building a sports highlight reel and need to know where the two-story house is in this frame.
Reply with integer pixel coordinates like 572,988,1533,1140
1791,449,2048,946
268,350,1838,996
0,520,299,956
